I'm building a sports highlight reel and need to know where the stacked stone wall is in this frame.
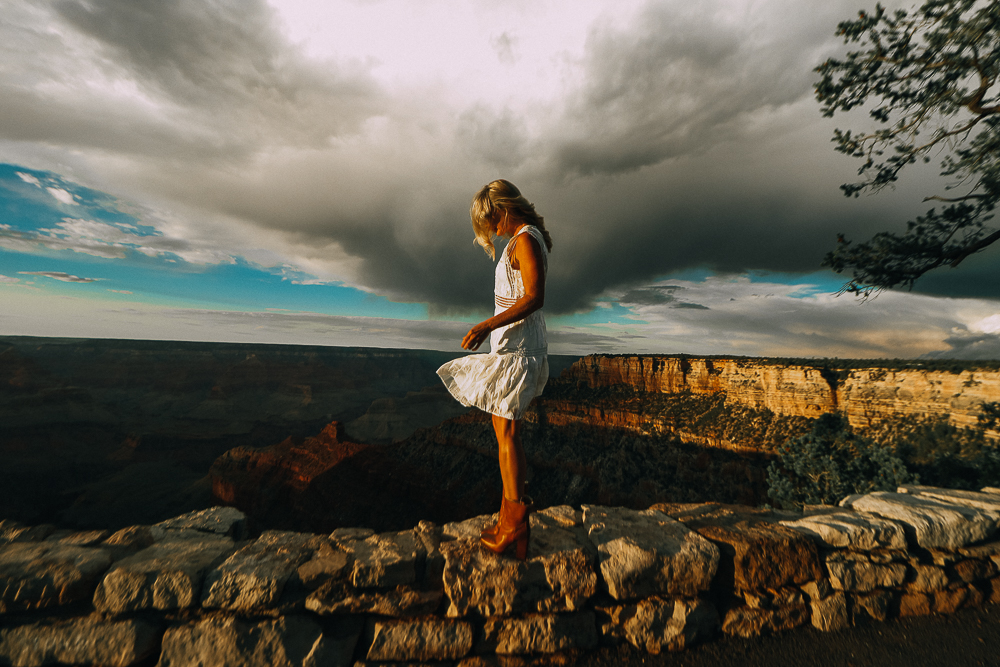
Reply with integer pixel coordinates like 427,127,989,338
3,487,1000,666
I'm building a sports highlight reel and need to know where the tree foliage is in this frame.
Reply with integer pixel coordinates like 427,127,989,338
767,414,913,509
816,0,1000,297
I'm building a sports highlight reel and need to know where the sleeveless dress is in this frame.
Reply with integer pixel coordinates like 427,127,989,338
436,225,549,420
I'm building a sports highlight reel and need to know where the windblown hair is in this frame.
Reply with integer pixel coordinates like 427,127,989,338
470,179,553,260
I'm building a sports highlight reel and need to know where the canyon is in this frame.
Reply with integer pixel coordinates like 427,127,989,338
4,337,1000,538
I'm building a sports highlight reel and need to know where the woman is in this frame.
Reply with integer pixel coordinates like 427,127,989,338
437,179,553,561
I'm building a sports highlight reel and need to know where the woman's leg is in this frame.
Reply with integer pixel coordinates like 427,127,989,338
492,414,526,501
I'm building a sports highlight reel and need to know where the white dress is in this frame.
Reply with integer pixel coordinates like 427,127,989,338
437,225,549,420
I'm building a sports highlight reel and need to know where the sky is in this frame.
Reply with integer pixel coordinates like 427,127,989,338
1,0,999,359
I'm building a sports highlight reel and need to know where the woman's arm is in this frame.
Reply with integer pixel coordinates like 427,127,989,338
462,233,545,351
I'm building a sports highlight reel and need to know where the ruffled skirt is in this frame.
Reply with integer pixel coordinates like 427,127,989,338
437,352,548,420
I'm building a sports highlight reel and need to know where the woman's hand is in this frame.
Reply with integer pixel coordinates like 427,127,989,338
462,321,492,351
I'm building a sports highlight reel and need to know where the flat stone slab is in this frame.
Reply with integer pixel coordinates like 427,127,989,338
94,536,236,614
157,615,329,667
441,512,597,618
583,506,718,600
844,492,1000,550
0,614,160,667
306,580,442,617
0,542,113,613
781,511,906,551
666,505,820,593
478,612,598,655
339,530,426,588
154,506,248,540
367,618,473,661
201,531,324,611
899,486,1000,512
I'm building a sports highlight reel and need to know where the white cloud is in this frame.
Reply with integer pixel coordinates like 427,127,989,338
1,217,235,265
45,187,76,205
0,274,20,284
16,172,41,187
18,271,99,283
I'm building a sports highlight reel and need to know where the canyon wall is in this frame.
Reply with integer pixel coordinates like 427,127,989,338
564,355,1000,432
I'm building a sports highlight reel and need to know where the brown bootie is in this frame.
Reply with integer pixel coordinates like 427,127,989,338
480,496,510,540
480,497,532,560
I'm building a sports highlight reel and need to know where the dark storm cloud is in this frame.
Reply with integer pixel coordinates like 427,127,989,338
922,332,1000,361
550,0,844,176
4,0,945,322
620,288,675,305
2,1,382,161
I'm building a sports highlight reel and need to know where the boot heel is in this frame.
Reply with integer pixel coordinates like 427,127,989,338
514,535,528,561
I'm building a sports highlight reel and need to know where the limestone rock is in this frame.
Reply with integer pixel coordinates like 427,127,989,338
599,597,718,654
103,526,157,553
478,612,597,654
330,527,374,541
94,537,236,614
441,513,596,617
844,492,999,549
907,564,949,592
781,512,906,551
154,506,248,539
45,529,111,547
583,506,718,600
306,580,442,616
297,543,349,590
986,577,1000,603
366,618,473,661
720,604,810,637
539,505,583,528
0,542,113,612
415,521,445,584
853,590,894,621
0,523,55,544
341,529,426,588
0,614,159,667
800,579,832,601
826,560,906,592
810,591,848,631
678,505,822,593
442,515,494,541
899,591,932,617
899,485,1000,513
201,531,323,611
157,615,328,667
953,558,997,583
933,586,970,614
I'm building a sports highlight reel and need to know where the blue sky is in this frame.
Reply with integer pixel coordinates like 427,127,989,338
2,0,1000,358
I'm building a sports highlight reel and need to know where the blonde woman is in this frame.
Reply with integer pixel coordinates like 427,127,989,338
437,179,552,560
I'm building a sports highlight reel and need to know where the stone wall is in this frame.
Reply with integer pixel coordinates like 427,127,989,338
564,355,1000,431
3,487,1000,666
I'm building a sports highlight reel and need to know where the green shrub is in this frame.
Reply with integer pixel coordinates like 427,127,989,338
767,414,913,510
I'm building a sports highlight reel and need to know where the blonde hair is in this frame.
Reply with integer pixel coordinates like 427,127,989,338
470,179,553,260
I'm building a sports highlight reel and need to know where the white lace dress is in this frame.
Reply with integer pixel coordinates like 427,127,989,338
437,225,549,420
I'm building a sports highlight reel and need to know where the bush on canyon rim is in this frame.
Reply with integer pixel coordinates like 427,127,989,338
767,413,912,510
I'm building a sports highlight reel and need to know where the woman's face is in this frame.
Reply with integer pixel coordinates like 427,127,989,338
492,209,514,237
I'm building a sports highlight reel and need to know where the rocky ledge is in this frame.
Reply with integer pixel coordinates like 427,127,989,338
3,485,1000,666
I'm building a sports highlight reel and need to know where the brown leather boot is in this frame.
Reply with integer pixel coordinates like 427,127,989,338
480,497,532,560
480,497,509,540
